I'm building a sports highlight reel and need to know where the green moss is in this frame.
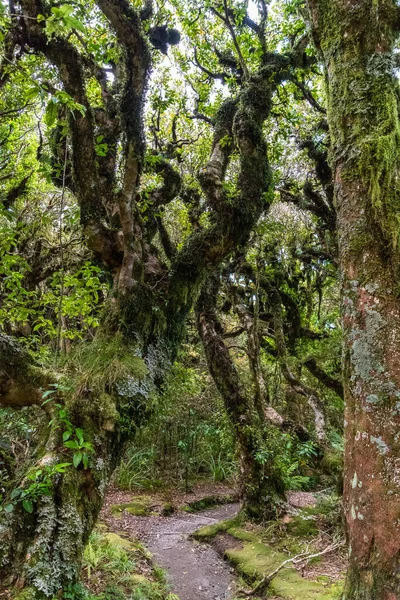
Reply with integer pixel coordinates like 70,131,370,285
9,588,38,600
225,535,341,599
111,495,154,517
102,531,135,551
321,451,343,478
191,517,237,541
268,569,342,599
82,528,172,600
161,502,175,516
184,494,236,513
193,508,343,599
64,335,148,394
285,515,319,538
316,0,400,253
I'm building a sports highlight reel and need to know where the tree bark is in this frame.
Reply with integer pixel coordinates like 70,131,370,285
0,330,157,595
306,1,400,596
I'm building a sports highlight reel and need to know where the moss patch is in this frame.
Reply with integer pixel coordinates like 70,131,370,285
82,527,173,600
183,494,236,513
284,514,319,538
161,502,175,516
102,531,135,550
191,516,239,541
111,495,154,517
193,511,343,599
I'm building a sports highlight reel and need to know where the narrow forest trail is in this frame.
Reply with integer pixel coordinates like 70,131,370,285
145,503,239,600
99,489,341,600
100,487,240,600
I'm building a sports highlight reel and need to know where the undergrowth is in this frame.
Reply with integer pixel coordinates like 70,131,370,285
80,528,178,600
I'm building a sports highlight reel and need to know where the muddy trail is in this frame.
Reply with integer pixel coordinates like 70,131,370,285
101,488,240,600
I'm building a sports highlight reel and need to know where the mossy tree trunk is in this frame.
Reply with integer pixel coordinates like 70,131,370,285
0,330,158,595
196,281,286,520
306,1,400,597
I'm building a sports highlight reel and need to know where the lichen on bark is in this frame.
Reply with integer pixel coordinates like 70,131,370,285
306,0,400,596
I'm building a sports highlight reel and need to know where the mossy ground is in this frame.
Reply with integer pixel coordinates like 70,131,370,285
182,493,236,513
193,501,344,600
81,527,178,600
111,496,155,517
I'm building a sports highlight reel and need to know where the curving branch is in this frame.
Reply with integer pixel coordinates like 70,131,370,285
198,98,236,214
288,75,326,114
193,48,230,83
271,288,328,445
303,358,343,399
95,0,151,289
222,0,249,80
165,51,312,346
18,0,120,269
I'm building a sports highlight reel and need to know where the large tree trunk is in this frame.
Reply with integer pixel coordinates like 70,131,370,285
306,1,400,596
0,331,159,595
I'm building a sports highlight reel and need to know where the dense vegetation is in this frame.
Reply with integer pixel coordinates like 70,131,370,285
0,0,399,598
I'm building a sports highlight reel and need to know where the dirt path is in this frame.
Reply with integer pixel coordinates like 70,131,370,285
99,489,321,600
144,503,239,600
101,490,240,600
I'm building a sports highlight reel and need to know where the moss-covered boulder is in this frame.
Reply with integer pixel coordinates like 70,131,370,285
111,495,154,517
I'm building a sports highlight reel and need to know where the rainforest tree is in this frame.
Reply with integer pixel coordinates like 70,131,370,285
196,142,342,517
306,0,400,597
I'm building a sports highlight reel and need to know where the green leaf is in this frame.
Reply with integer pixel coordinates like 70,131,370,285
54,462,72,472
75,428,84,445
64,440,79,449
10,488,22,500
44,100,58,128
81,441,94,452
66,16,85,33
4,503,14,513
73,452,83,468
82,453,89,469
63,430,72,442
22,499,34,513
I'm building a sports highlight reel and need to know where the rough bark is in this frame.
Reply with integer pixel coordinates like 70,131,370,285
0,333,154,595
306,0,400,597
0,334,49,408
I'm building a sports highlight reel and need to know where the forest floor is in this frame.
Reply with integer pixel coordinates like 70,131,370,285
100,484,239,599
95,484,347,600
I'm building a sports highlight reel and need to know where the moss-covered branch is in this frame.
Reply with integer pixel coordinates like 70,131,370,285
196,278,286,519
0,333,48,407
